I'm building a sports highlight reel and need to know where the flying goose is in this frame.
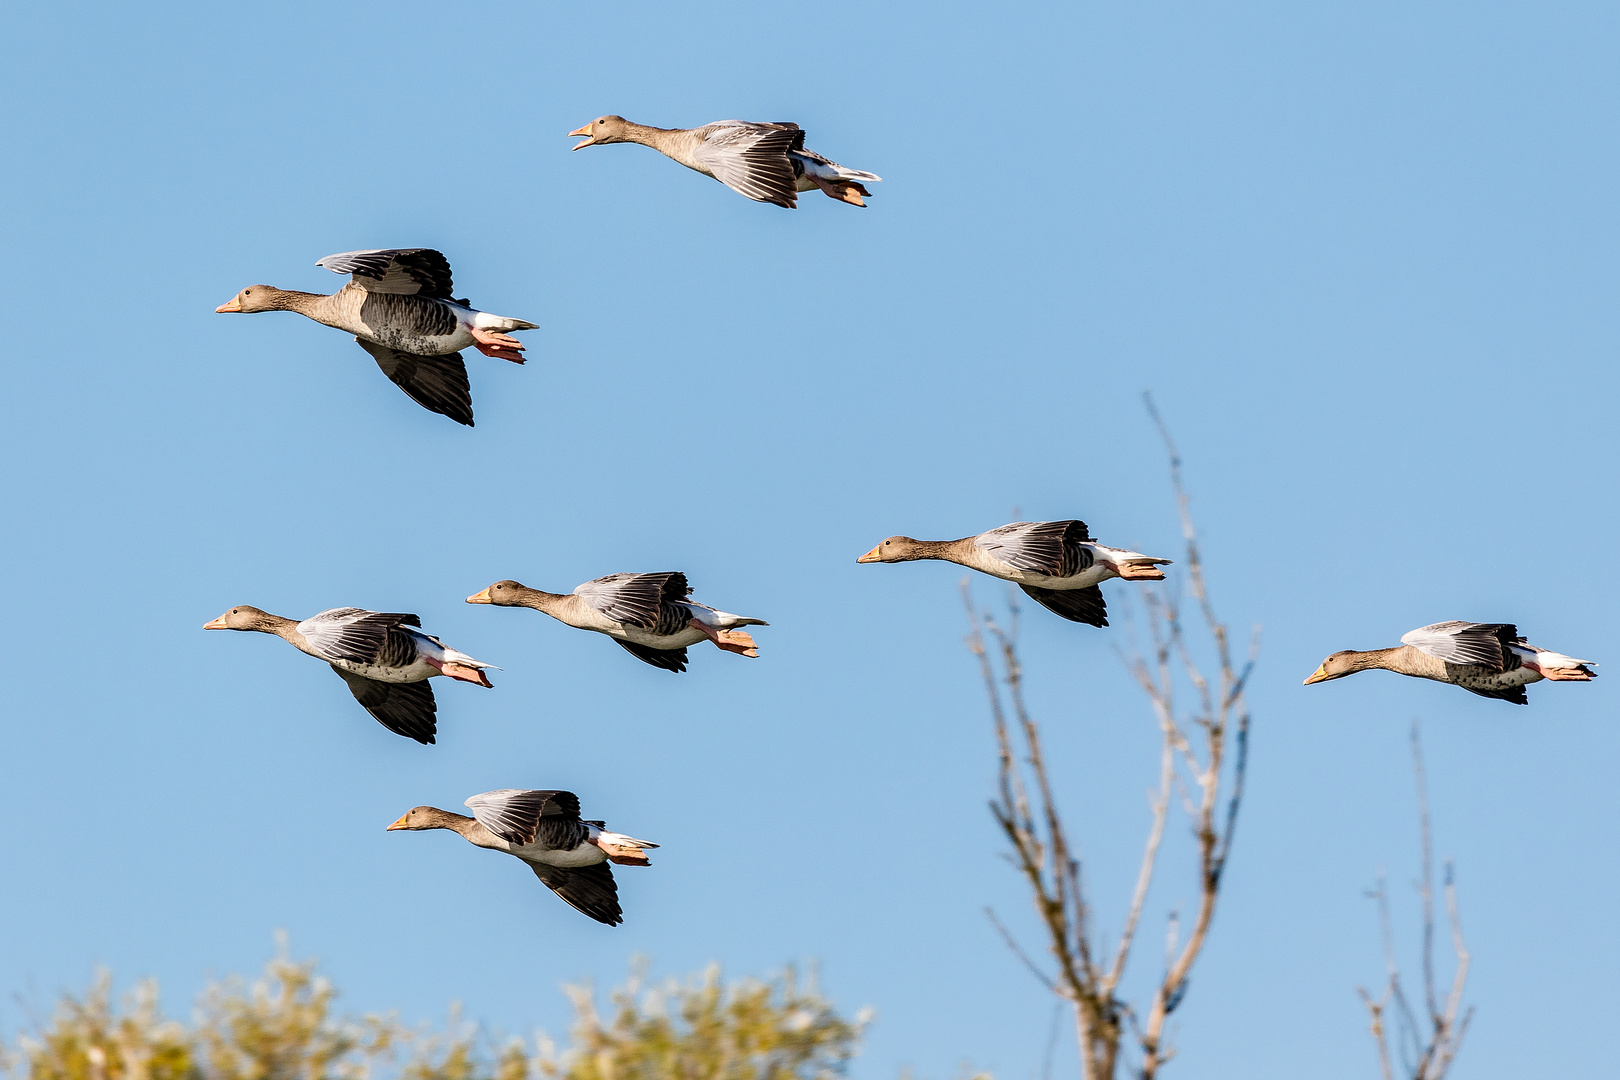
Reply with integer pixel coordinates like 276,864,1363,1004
1304,621,1597,704
388,788,656,926
466,573,766,672
568,116,881,208
215,248,537,426
203,605,498,743
857,520,1171,627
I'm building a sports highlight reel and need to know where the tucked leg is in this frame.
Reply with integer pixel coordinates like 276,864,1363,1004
472,328,527,363
424,657,493,687
1112,560,1168,581
688,618,761,657
809,176,869,207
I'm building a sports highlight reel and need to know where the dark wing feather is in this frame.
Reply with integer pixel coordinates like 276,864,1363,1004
329,666,437,743
464,789,582,845
576,573,687,629
613,638,689,673
1460,683,1529,705
315,248,455,298
975,520,1095,577
693,123,801,208
530,861,622,925
354,339,474,426
1019,584,1108,627
298,608,421,663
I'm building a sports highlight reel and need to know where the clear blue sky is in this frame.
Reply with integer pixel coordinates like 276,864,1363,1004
1,2,1615,1077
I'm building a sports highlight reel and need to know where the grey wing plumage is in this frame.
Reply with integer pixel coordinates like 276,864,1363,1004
613,638,690,673
298,608,422,663
315,248,455,299
576,572,691,629
693,123,802,208
353,339,474,426
464,789,583,845
329,666,437,743
1401,622,1516,671
1018,584,1108,627
975,520,1095,576
530,861,623,926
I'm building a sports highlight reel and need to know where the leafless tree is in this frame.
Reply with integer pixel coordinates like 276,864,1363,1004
964,397,1258,1079
1357,724,1472,1080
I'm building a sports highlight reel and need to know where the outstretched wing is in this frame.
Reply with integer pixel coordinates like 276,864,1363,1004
975,520,1095,577
1401,622,1516,671
692,122,801,208
464,789,585,845
613,638,690,673
530,861,623,926
298,608,422,663
575,572,690,629
329,666,437,743
353,339,474,426
315,249,455,299
1018,584,1108,627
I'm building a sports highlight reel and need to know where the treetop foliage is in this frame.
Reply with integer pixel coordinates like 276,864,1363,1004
2,948,870,1080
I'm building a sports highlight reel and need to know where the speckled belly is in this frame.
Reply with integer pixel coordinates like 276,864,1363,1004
360,322,475,356
331,658,435,684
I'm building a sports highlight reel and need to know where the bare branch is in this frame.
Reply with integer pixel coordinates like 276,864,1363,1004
1357,723,1472,1080
973,399,1256,1079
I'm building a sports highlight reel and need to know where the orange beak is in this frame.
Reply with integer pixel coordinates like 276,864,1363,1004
466,587,493,604
568,123,595,150
1302,665,1329,685
215,296,242,313
386,813,411,831
203,615,229,630
856,544,884,564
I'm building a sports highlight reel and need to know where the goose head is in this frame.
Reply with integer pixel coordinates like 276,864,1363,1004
1303,651,1362,684
857,536,926,563
387,806,460,831
569,115,632,150
203,605,281,632
215,285,284,314
467,580,531,606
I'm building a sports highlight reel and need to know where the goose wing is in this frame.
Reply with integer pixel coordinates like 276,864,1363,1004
315,248,455,299
465,789,588,846
353,339,474,427
975,520,1095,576
575,572,690,629
1460,682,1530,705
692,122,801,208
297,608,422,663
1400,621,1517,671
530,861,622,926
1019,584,1108,627
329,666,437,743
613,639,690,673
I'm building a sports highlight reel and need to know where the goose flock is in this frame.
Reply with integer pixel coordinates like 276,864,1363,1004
204,116,1597,926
